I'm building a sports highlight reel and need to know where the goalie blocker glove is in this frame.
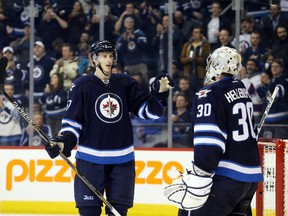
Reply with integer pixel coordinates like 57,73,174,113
150,74,174,102
45,133,77,159
163,161,214,211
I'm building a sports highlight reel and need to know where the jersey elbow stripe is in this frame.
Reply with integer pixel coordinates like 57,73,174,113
218,160,262,174
216,160,263,182
62,118,82,130
145,106,159,119
138,102,147,119
60,127,80,143
194,124,227,139
194,137,226,153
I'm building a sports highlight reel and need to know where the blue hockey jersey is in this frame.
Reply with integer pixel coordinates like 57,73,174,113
192,77,263,183
60,73,166,164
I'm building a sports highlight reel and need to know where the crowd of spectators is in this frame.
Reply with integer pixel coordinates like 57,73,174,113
0,0,288,147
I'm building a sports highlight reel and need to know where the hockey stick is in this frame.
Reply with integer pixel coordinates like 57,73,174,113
0,57,121,216
257,85,280,134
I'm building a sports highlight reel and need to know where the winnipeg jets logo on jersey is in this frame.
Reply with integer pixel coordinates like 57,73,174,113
32,135,42,146
0,108,12,124
33,65,44,80
95,93,123,123
196,89,211,99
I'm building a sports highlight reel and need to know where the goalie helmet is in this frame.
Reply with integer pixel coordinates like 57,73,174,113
90,40,117,64
205,46,242,84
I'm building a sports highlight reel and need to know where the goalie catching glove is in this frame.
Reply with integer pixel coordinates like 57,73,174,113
164,161,214,211
151,74,174,100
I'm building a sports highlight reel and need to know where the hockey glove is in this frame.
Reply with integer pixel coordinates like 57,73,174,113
45,136,66,159
151,74,174,100
163,161,214,211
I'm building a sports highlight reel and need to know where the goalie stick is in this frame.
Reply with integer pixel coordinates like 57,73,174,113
257,85,280,134
0,57,120,216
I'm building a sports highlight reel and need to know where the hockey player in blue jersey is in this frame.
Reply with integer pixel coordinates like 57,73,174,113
44,40,174,216
164,46,263,216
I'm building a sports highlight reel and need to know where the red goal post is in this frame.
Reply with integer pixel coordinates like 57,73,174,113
256,139,287,216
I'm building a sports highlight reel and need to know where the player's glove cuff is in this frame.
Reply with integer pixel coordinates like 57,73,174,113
45,136,64,159
188,161,214,177
45,135,73,159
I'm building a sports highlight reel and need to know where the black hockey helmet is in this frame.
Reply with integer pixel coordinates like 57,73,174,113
90,40,117,64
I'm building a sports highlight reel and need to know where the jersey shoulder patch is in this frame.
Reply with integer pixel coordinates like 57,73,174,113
196,89,212,99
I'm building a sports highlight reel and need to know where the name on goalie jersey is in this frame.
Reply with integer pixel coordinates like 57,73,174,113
224,88,249,103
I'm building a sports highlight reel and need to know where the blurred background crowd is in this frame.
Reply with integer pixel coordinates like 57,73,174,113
0,0,288,148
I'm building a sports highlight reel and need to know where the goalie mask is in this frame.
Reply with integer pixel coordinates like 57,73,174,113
205,46,242,84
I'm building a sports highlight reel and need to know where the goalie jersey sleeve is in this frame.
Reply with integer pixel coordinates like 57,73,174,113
192,77,263,182
60,73,166,164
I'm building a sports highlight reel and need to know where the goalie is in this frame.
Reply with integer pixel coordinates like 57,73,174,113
164,46,263,216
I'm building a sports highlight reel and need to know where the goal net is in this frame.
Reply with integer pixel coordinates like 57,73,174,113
256,139,288,216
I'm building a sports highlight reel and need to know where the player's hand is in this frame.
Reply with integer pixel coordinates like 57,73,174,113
45,136,65,159
164,161,213,211
151,74,174,99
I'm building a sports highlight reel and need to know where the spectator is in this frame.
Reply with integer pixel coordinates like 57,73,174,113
138,3,162,76
20,111,52,146
0,1,9,49
10,22,42,63
180,26,211,91
231,16,254,54
151,15,183,73
241,59,264,124
65,1,87,47
116,16,149,81
179,0,209,21
257,59,288,138
172,93,192,147
51,38,65,59
2,46,27,96
213,28,235,50
0,86,22,146
5,0,44,41
37,6,68,53
171,61,184,91
262,52,274,78
131,71,149,92
78,32,91,47
39,73,68,137
50,43,79,90
173,76,194,110
114,2,142,34
173,10,203,42
260,3,288,47
111,63,125,74
202,1,231,50
27,41,55,99
77,42,90,76
242,30,268,68
138,2,161,45
271,25,288,72
87,4,118,44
